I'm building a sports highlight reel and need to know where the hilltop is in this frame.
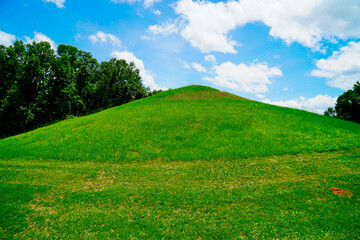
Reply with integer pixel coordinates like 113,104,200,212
0,85,359,162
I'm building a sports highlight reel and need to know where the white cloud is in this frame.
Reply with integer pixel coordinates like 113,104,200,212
0,30,16,47
311,41,360,90
111,0,161,8
74,33,83,42
174,0,240,53
143,19,182,40
144,0,161,8
204,54,216,64
44,0,65,8
89,31,121,48
152,9,161,15
173,0,360,53
140,35,153,40
178,59,191,69
179,59,209,72
111,50,166,90
148,21,180,35
263,95,337,114
256,94,265,99
204,61,282,93
25,32,56,50
192,62,207,73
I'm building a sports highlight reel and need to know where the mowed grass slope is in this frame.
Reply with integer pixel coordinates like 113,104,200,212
1,85,360,239
0,85,360,162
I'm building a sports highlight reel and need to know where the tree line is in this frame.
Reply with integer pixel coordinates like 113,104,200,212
324,82,360,124
0,41,161,138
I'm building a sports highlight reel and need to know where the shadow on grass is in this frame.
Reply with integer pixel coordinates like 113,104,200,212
0,183,49,239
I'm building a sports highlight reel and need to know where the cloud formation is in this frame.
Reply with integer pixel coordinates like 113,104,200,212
204,55,216,64
89,31,121,48
152,9,161,15
174,0,239,53
144,0,161,8
148,22,179,35
111,50,166,90
192,62,207,73
263,95,337,114
0,30,16,47
44,0,65,8
172,0,360,53
178,59,191,69
311,41,360,90
25,32,56,50
204,62,282,93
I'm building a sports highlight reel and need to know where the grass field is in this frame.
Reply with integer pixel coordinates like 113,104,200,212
1,85,359,239
1,150,359,239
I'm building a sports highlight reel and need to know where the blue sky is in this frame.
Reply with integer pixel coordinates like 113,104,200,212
1,0,360,114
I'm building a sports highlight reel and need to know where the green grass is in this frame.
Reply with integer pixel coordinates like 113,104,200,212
1,85,360,239
0,150,359,239
0,85,359,162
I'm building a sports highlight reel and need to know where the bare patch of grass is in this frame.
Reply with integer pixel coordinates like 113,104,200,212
165,90,243,101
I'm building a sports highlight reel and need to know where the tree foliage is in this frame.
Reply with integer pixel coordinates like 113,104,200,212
324,107,336,117
0,41,151,137
324,82,360,124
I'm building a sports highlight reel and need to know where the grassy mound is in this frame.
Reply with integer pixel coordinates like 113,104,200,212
0,85,359,162
1,85,360,239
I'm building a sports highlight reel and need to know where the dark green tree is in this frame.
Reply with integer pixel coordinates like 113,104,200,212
147,89,163,97
335,82,360,123
0,41,152,138
23,41,55,127
0,41,27,135
325,82,360,124
324,107,336,117
97,58,147,108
